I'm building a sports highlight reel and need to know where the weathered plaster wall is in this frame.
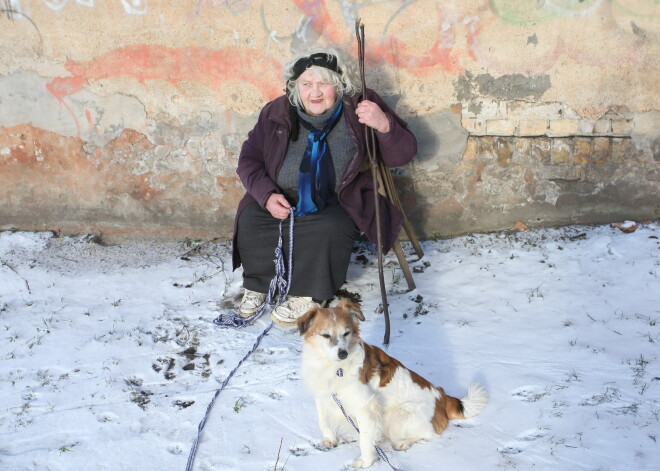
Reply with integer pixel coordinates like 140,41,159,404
1,0,659,239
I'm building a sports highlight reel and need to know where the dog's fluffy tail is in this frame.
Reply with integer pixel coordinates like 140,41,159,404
435,384,487,432
458,383,488,419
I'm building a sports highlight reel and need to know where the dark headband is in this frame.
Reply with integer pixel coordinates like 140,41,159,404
290,53,343,81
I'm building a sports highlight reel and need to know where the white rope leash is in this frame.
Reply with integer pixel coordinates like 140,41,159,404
185,210,294,471
186,209,401,470
212,208,294,328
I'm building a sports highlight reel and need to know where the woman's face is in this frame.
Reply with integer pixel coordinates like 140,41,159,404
297,69,337,117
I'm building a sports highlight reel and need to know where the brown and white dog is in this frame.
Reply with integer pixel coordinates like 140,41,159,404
297,300,488,469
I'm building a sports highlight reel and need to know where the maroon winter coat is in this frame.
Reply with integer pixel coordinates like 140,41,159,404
232,90,417,270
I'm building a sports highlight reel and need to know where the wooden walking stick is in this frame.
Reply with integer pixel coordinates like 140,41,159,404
355,20,426,343
355,19,392,345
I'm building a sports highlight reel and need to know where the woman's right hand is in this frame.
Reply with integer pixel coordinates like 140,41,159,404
265,193,292,219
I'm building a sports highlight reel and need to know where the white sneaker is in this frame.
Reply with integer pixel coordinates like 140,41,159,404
239,289,266,317
270,296,318,326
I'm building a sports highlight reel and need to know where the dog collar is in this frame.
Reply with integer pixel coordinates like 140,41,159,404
336,368,343,377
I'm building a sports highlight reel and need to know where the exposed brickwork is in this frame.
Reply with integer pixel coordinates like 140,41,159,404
548,119,580,137
461,115,638,139
574,139,591,165
449,106,658,233
461,117,486,136
532,138,551,163
611,138,633,162
611,119,633,136
594,119,611,134
513,138,532,164
487,119,516,136
552,138,572,164
518,120,548,136
461,135,640,168
423,132,658,237
592,138,611,164
495,137,513,165
463,137,478,162
477,136,496,161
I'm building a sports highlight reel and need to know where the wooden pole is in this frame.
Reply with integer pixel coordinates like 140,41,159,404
356,19,391,345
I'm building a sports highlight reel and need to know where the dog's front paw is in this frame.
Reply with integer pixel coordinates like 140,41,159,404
351,454,377,468
321,437,337,448
393,437,419,451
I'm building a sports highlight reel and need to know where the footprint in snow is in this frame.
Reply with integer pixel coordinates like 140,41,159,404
498,428,548,455
289,445,310,457
517,428,548,442
167,443,184,455
498,446,523,455
152,357,176,380
173,399,195,409
21,392,38,401
266,347,291,355
511,386,550,402
96,412,119,423
453,422,474,428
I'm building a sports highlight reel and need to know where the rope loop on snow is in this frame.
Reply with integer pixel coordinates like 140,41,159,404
186,209,294,471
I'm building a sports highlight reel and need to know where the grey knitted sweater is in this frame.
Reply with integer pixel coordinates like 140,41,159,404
276,99,357,203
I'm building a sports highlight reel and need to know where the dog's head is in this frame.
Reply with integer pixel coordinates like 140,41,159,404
297,299,365,362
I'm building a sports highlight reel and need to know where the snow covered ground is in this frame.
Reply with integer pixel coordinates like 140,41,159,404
1,221,658,471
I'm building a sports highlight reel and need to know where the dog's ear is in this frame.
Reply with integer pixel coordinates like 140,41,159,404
337,299,365,322
297,307,319,335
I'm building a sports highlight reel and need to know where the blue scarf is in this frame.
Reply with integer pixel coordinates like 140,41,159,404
294,102,343,216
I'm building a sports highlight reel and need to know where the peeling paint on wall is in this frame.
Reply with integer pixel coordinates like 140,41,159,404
455,72,552,102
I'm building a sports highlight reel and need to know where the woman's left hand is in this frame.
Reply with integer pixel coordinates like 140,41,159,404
355,100,390,133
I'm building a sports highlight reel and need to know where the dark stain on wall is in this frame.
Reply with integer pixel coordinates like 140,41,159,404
455,72,551,101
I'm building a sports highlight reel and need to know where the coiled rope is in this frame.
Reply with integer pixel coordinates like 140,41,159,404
212,209,294,329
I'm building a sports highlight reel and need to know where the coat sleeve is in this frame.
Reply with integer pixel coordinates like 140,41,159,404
236,105,281,208
367,91,417,168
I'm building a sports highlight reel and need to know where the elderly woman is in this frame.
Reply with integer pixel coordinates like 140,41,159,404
232,49,417,326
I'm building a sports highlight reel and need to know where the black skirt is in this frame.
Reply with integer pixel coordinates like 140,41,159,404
236,202,359,301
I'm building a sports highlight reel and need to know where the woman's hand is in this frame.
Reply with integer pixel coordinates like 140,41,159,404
355,100,390,133
265,193,292,220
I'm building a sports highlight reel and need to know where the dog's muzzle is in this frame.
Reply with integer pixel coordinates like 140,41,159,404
338,349,348,360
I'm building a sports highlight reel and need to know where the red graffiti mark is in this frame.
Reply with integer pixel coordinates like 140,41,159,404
293,0,463,74
46,76,87,98
294,0,345,44
64,44,283,101
466,21,480,63
46,76,88,138
84,109,94,126
373,36,460,74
